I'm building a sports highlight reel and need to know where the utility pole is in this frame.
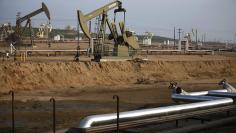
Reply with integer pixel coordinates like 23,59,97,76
177,28,182,41
195,29,198,44
89,20,92,56
234,33,236,44
204,33,206,43
201,34,204,43
174,27,176,48
16,12,21,24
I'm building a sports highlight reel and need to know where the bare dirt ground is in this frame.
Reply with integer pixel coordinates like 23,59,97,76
0,51,236,133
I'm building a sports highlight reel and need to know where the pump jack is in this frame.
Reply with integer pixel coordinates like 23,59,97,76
77,0,139,61
12,2,50,46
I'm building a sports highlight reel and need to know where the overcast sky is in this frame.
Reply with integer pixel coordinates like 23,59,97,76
0,0,235,42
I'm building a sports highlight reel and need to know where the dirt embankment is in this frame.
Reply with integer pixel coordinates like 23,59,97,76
0,60,236,92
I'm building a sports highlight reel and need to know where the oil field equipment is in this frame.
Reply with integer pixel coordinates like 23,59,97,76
11,2,50,46
77,0,139,61
0,23,14,41
36,23,52,39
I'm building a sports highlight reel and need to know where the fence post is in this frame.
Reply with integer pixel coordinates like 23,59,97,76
113,95,120,133
9,90,15,133
50,98,56,133
176,120,179,128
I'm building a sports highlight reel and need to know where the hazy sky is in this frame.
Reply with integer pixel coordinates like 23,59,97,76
0,0,236,42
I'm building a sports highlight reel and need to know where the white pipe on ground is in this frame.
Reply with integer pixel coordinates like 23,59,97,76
74,81,235,130
78,98,233,128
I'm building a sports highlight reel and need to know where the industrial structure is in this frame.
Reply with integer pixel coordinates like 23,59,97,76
36,23,52,39
0,1,218,62
0,23,14,41
142,32,154,45
77,0,139,61
10,2,51,46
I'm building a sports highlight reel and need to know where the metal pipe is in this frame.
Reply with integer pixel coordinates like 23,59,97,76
78,98,233,129
18,49,88,52
169,81,227,97
207,80,236,98
193,80,236,98
186,89,227,96
208,91,236,98
172,94,225,102
170,82,228,102
76,81,233,130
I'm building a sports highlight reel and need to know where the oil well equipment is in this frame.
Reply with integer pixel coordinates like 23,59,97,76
77,0,139,61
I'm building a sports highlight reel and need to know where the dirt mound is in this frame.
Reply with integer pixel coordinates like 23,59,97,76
0,60,236,91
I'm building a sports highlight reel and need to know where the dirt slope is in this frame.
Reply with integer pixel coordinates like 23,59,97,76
0,60,236,92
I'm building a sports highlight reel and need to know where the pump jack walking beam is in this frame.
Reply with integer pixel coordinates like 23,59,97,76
77,1,124,39
15,2,50,43
16,3,50,26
